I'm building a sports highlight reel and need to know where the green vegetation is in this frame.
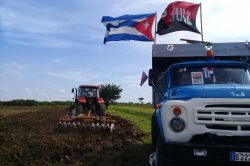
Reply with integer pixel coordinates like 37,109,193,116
99,83,123,108
108,105,154,142
108,105,154,165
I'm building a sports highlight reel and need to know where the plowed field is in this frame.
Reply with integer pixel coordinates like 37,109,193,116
0,106,150,166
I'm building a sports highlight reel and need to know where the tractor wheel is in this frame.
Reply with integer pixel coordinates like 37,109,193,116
82,104,90,113
65,103,75,116
75,103,82,115
96,103,105,116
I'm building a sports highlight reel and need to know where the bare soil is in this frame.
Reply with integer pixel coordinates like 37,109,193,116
0,106,151,166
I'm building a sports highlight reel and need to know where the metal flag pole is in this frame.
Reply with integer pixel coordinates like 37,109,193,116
200,3,204,42
154,12,157,44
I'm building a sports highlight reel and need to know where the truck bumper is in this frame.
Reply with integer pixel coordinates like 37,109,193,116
163,142,250,165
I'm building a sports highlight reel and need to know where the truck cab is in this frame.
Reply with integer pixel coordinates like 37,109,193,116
150,42,250,165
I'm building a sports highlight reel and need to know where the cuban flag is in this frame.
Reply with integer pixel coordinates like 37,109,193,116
101,13,156,44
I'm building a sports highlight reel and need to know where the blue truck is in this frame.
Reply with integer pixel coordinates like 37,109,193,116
149,42,250,165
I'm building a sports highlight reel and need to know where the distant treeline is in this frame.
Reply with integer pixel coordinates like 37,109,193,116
0,100,152,106
0,99,72,106
113,102,152,106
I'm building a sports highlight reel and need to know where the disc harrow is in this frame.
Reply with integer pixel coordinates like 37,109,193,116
55,113,115,133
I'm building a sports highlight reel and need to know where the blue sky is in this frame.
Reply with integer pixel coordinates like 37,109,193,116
1,0,250,102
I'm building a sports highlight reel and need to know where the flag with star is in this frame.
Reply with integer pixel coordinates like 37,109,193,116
101,13,156,44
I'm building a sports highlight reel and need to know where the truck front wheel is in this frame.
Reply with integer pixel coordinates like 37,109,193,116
156,132,166,166
156,123,174,166
151,112,157,151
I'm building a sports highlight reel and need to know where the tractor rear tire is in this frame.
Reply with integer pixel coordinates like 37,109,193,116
96,103,105,116
65,103,75,116
75,103,82,115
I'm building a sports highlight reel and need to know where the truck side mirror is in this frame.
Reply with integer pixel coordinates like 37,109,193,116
149,69,155,86
71,88,74,93
149,69,160,86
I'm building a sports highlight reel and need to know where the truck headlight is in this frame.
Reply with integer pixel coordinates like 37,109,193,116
170,117,185,132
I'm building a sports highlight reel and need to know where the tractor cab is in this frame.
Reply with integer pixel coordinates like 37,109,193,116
78,85,99,98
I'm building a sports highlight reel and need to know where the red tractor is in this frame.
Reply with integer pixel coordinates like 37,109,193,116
57,85,115,132
66,85,106,116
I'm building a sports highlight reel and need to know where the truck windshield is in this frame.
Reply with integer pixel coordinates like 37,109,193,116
171,67,250,87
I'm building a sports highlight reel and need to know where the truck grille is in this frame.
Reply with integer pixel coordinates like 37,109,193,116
195,104,250,131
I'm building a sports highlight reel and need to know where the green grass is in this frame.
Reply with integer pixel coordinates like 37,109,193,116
107,105,155,165
108,105,154,143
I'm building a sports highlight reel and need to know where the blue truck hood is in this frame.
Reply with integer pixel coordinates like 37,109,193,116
167,84,250,100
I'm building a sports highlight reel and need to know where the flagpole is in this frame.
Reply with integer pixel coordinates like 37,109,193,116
200,3,204,42
154,12,157,44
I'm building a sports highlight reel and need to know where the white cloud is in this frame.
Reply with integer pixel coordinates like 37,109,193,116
34,89,48,98
111,0,164,14
23,88,49,100
2,62,29,77
5,32,81,48
48,68,100,82
118,85,151,103
0,1,64,35
52,58,63,63
0,1,102,48
5,62,28,70
0,87,8,92
25,88,32,94
1,74,7,79
121,74,141,87
58,88,66,93
199,0,250,42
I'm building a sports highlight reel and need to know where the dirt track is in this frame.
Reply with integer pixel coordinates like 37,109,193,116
0,107,150,166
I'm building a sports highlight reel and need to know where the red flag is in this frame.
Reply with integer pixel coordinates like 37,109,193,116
140,71,148,86
157,1,200,35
